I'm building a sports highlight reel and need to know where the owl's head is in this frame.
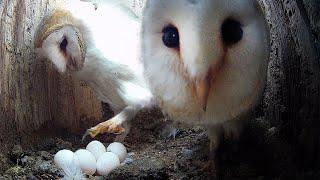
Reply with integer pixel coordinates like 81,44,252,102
142,0,269,122
34,9,87,73
34,0,97,73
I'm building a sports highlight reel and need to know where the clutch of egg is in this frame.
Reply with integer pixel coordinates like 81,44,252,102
54,141,127,176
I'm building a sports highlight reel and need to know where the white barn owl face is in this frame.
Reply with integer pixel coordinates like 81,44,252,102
39,26,85,73
141,0,270,124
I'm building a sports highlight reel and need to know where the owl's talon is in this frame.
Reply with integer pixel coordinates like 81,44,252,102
82,130,91,141
83,120,126,139
167,128,180,140
161,126,180,140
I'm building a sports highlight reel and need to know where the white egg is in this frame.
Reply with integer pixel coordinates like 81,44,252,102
86,140,106,160
107,142,127,162
96,152,120,176
54,149,74,169
74,149,97,175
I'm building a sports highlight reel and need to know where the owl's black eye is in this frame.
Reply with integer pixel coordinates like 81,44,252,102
221,18,243,46
162,25,179,48
60,37,68,52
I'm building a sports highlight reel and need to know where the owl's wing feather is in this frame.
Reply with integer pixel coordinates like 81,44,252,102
67,0,152,109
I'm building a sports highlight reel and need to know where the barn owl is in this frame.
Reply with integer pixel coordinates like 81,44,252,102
141,0,270,151
34,0,153,140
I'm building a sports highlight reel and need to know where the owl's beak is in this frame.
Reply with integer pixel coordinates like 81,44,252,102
195,74,211,111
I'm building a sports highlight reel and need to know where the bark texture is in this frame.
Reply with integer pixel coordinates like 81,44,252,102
260,0,320,169
0,0,102,151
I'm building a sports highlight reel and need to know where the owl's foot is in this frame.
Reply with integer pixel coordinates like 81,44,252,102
161,124,181,140
207,127,221,152
222,121,242,140
167,128,180,140
201,160,216,172
198,146,217,174
82,119,125,140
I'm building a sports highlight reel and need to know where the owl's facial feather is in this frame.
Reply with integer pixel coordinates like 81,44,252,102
142,0,270,124
37,25,85,72
195,49,227,111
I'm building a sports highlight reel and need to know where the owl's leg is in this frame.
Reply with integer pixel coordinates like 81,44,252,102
222,120,243,140
199,125,223,172
161,120,182,140
82,106,139,140
114,121,132,143
207,125,222,152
